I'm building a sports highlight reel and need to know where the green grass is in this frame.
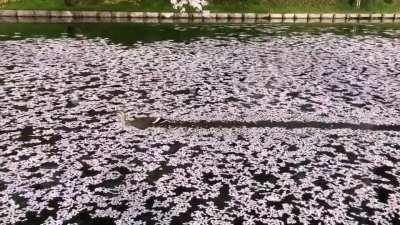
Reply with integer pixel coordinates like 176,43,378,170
205,0,354,13
206,0,400,12
2,0,174,11
2,0,400,12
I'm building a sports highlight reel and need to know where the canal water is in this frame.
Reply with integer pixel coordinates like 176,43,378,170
0,22,400,225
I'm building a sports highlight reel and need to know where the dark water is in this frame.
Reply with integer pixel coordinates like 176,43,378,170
0,23,400,225
0,22,400,43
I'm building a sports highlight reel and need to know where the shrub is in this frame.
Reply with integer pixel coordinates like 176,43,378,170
64,0,80,6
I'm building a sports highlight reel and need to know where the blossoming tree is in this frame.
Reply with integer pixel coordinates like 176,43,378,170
170,0,208,11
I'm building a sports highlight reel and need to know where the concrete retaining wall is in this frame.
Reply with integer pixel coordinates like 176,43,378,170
2,16,400,24
0,10,399,22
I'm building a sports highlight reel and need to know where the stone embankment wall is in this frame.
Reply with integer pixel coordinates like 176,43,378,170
0,10,399,23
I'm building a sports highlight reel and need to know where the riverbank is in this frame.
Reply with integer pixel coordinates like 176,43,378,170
1,10,399,23
1,0,400,13
0,10,400,22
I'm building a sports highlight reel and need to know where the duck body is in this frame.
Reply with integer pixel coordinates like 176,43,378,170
126,117,169,130
117,112,170,130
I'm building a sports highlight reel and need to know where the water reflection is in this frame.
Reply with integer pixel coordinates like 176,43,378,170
0,22,400,44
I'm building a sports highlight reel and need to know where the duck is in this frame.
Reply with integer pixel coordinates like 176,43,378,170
117,111,169,130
